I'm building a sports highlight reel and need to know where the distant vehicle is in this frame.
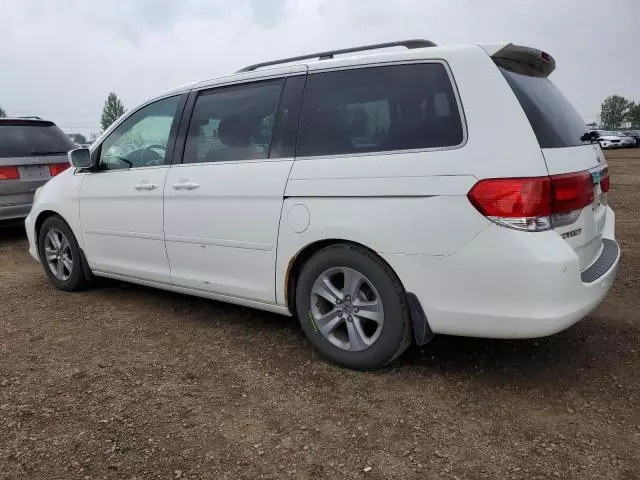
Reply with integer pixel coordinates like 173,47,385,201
613,132,637,148
0,118,74,221
622,130,640,147
591,130,622,149
25,40,619,370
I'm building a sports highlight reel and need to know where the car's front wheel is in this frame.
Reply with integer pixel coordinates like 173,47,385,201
38,216,89,291
295,244,412,370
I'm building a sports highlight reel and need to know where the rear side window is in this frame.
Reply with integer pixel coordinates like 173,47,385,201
296,63,464,157
0,121,74,158
496,59,589,148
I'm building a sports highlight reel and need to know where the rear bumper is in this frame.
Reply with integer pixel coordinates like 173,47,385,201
0,203,32,221
383,206,620,339
0,185,41,220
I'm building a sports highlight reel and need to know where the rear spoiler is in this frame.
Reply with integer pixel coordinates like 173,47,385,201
480,43,556,77
0,119,55,127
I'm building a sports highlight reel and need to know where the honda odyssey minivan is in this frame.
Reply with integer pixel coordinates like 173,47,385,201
1,118,73,221
25,40,620,370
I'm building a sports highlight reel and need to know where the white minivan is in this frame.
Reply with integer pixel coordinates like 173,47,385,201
25,40,620,370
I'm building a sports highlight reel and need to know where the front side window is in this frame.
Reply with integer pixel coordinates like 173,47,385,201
99,96,181,170
183,80,283,164
296,63,464,157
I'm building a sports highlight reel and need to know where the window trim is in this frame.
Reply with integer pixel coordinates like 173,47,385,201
268,75,308,160
174,77,289,166
91,93,188,173
294,59,468,160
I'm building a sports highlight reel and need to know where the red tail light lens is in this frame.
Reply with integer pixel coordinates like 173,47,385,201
468,170,594,231
49,163,70,177
468,177,552,218
551,171,594,213
600,169,610,193
0,166,20,180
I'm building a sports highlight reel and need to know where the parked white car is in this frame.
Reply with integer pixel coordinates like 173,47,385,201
592,130,623,149
25,40,620,370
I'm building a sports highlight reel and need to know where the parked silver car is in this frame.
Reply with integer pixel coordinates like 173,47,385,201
614,132,637,148
0,118,74,221
622,130,640,147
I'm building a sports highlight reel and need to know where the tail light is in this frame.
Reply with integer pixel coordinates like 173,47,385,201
600,168,610,193
0,166,20,180
49,163,70,177
468,171,594,231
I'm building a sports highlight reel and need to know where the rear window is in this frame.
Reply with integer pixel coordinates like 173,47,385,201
496,59,589,148
0,121,74,158
296,63,464,157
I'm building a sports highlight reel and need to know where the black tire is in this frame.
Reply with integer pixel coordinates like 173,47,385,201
38,215,89,292
295,243,412,370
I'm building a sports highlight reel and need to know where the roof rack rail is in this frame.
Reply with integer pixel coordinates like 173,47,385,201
237,39,437,73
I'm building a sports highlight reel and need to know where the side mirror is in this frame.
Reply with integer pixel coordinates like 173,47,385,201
68,148,96,169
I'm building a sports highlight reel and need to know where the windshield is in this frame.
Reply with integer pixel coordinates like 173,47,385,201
0,121,74,158
496,59,589,148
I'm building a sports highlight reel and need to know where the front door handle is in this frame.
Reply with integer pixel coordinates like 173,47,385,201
172,181,200,191
134,182,158,191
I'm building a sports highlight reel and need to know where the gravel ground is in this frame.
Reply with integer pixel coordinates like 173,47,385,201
1,149,639,480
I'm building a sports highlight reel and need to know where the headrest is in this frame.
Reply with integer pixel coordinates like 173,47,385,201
218,115,252,147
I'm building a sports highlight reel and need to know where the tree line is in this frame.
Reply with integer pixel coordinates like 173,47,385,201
600,95,640,129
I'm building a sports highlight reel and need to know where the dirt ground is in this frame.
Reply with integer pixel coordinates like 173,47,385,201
1,149,639,480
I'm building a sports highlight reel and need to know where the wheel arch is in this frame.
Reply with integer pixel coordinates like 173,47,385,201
34,209,93,282
34,210,65,241
284,238,434,346
285,238,402,315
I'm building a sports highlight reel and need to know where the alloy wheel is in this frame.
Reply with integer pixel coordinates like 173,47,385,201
310,267,384,352
44,228,73,281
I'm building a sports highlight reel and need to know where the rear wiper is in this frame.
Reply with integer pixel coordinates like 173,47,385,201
580,131,600,142
29,150,68,156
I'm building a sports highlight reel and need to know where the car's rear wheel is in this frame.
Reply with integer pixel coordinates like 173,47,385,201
295,244,412,370
38,216,89,291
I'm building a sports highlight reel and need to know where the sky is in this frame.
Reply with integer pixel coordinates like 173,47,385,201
1,0,638,137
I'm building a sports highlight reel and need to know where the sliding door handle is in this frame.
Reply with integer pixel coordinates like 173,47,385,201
172,181,200,191
134,182,158,191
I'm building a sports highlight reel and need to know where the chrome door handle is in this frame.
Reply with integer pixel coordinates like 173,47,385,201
134,182,158,191
172,181,200,191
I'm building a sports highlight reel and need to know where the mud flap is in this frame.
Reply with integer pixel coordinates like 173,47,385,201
407,292,434,346
79,248,95,282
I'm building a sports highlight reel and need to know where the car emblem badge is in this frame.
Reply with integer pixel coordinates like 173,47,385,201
561,228,582,239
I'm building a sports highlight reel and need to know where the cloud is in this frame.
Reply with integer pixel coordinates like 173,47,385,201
0,0,638,135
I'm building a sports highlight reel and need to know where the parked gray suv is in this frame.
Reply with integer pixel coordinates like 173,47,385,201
0,118,74,221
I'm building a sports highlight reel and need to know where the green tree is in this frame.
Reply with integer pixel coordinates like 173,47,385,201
600,95,630,128
68,133,87,144
100,92,126,131
0,106,6,118
627,102,640,128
